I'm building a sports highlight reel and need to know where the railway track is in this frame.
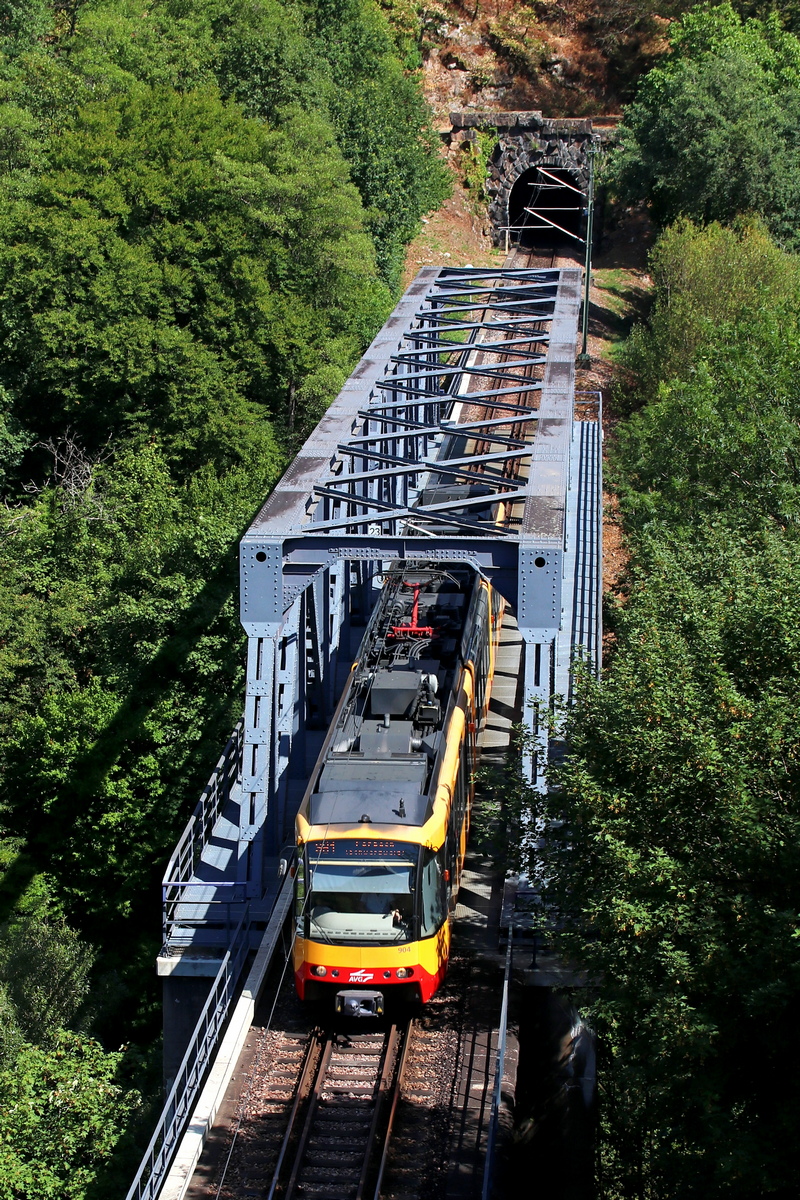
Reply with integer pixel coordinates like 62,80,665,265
513,247,556,270
267,1021,412,1200
453,241,564,512
194,969,470,1200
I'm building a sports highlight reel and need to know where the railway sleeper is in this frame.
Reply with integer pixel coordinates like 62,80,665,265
298,1181,361,1196
326,1076,380,1087
295,1185,358,1199
311,1119,372,1132
314,1109,373,1117
328,1062,381,1073
301,1165,363,1179
309,1138,371,1151
311,1123,376,1132
311,1123,372,1132
304,1143,365,1158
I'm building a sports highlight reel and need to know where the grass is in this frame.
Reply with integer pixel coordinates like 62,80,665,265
589,267,650,349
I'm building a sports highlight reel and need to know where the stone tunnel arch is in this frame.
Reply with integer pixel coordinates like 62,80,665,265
447,112,600,249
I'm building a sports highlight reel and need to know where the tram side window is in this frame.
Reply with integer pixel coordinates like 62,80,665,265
295,858,305,929
473,591,489,712
481,622,490,686
420,847,447,937
453,754,467,836
448,757,467,880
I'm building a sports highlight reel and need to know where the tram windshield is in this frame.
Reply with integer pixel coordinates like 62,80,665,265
307,861,416,944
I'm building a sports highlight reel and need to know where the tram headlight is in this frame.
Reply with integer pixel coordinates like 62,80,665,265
396,967,411,979
312,965,327,977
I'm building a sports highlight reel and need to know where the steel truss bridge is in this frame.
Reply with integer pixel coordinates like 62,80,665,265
129,265,602,1200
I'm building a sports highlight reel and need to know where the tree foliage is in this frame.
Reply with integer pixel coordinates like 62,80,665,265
0,878,95,1046
540,220,800,1197
615,216,800,408
0,76,390,475
0,0,447,1191
611,4,800,246
0,1031,141,1199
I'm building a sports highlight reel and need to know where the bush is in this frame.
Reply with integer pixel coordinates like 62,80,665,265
487,9,547,76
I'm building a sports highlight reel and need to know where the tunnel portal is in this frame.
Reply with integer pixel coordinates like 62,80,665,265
447,111,602,250
508,165,584,248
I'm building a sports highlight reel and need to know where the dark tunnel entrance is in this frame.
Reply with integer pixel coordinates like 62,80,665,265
508,165,585,249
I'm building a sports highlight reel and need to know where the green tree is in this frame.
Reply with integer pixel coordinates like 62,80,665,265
616,217,800,408
0,440,282,929
0,3,450,1191
0,879,95,1045
551,535,800,1198
0,0,52,56
52,0,449,291
612,5,800,245
301,0,450,286
528,219,800,1196
0,81,387,478
0,1031,141,1199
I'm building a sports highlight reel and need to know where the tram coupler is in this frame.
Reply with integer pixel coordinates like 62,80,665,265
335,989,384,1018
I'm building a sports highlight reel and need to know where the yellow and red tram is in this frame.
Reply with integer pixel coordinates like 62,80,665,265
293,562,503,1015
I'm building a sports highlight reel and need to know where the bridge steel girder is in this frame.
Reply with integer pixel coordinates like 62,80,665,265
159,264,588,951
240,265,582,821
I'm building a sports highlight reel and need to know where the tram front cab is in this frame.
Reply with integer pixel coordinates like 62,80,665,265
293,835,451,1012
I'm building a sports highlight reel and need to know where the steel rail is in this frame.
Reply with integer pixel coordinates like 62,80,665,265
355,1023,405,1200
265,1028,324,1200
266,1022,411,1200
283,1035,336,1199
369,1022,414,1200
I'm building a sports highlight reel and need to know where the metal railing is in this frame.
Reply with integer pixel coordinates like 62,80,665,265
482,928,513,1200
162,719,243,941
125,909,252,1200
162,885,247,945
574,392,603,682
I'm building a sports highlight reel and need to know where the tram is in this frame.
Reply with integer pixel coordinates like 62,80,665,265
293,561,504,1016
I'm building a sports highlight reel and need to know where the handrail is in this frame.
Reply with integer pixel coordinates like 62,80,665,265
575,391,603,677
482,928,513,1200
162,719,243,940
125,909,252,1200
161,889,246,946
